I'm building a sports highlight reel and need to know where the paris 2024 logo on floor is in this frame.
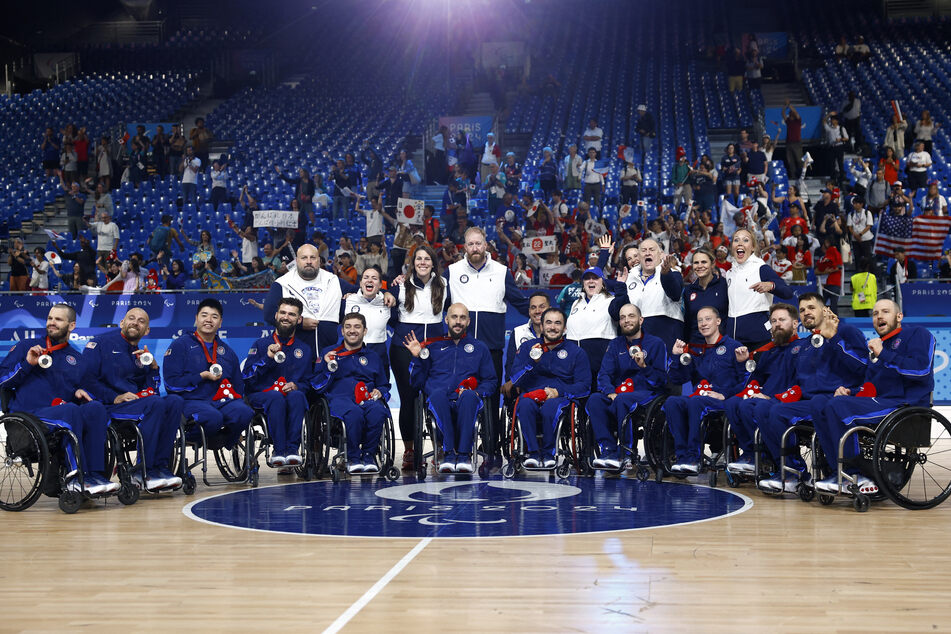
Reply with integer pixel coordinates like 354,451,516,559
185,477,752,538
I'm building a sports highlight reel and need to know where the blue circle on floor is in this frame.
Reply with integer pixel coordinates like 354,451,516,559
184,477,752,538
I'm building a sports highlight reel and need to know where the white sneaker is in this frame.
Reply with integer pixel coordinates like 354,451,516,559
543,458,556,469
83,475,108,495
103,479,121,494
815,476,839,493
760,476,798,493
438,461,455,473
523,457,540,468
669,463,684,473
65,477,82,493
456,460,474,474
592,456,607,468
270,455,286,467
603,457,621,469
285,454,302,466
363,462,380,474
347,463,365,475
680,463,700,475
856,475,879,495
727,456,757,474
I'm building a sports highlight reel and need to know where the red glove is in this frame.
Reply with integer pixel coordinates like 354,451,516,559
522,389,549,403
775,385,802,403
354,381,371,405
456,376,478,394
263,376,287,394
136,387,157,398
615,378,635,394
856,382,877,398
51,398,67,407
736,380,762,399
690,380,713,397
213,380,242,401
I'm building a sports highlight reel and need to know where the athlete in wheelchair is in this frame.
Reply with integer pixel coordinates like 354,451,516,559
507,307,590,473
0,303,122,513
811,299,951,511
584,303,667,475
404,303,497,476
311,312,398,480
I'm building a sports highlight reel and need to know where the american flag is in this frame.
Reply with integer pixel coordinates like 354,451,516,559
875,213,951,260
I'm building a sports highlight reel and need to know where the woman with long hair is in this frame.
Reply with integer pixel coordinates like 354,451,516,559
682,246,728,343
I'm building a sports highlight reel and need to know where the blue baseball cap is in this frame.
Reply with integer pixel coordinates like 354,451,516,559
582,266,605,279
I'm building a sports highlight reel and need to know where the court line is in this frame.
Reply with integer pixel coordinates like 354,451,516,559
322,537,432,634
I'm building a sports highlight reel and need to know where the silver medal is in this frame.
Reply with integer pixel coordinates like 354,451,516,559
209,363,223,377
38,354,53,369
628,345,642,359
679,352,693,366
529,347,543,360
274,350,286,364
869,350,879,363
810,333,824,348
139,352,154,367
745,359,756,372
419,347,430,360
327,358,339,372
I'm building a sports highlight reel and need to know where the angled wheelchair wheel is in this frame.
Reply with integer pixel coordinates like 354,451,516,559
873,407,951,510
413,396,427,474
213,438,249,483
0,414,50,512
645,409,676,477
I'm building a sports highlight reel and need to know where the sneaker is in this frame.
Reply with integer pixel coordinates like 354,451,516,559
285,454,302,467
158,467,183,489
592,456,607,468
347,463,365,475
815,475,840,493
401,449,415,471
145,469,170,490
456,460,474,474
270,455,286,467
363,462,380,474
65,476,82,493
727,454,756,474
101,475,121,494
669,463,684,473
438,460,455,473
856,475,879,495
759,475,799,493
602,456,621,469
82,473,108,495
543,454,557,468
523,456,541,468
680,463,700,475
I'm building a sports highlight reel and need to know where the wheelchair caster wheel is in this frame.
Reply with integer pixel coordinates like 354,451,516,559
331,468,340,484
853,494,870,512
725,470,739,488
636,466,650,482
386,466,400,481
797,482,815,502
555,463,571,479
818,493,835,506
477,462,488,479
654,469,664,483
501,463,516,479
416,468,427,482
58,490,83,514
249,468,259,488
182,475,197,495
708,471,718,487
117,482,139,506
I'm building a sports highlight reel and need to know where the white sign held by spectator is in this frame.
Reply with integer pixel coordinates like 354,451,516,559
397,198,424,225
522,235,558,255
253,210,299,229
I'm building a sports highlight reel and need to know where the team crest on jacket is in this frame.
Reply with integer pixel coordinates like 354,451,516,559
892,338,901,349
86,341,97,349
557,349,568,359
716,346,726,355
66,355,77,365
294,348,304,358
217,346,225,355
690,292,697,301
359,356,368,365
249,348,257,355
460,274,469,283
351,305,361,313
464,343,475,353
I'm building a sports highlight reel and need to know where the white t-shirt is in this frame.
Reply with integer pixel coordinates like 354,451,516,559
90,220,120,252
582,126,603,152
211,167,228,188
481,143,499,166
582,159,602,184
365,208,384,237
30,258,49,289
906,150,931,173
241,234,258,264
183,157,201,184
848,209,874,242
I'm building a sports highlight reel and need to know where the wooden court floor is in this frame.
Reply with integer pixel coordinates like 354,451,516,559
3,418,951,633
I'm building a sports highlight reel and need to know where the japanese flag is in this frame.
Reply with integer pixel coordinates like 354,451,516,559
522,235,557,255
526,201,540,218
397,198,424,225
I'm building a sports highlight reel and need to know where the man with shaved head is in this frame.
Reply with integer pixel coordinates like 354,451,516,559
82,307,185,491
619,237,684,354
404,302,497,473
813,298,936,495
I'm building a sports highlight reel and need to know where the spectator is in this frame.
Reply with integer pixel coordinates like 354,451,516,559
847,197,874,264
691,157,718,213
867,169,889,214
581,147,604,214
189,117,213,170
582,118,603,158
849,158,872,197
422,205,440,244
939,250,951,280
74,127,90,179
128,125,149,187
88,211,120,262
355,194,392,247
379,165,409,225
771,247,793,283
160,259,187,289
502,152,521,195
782,101,804,180
834,36,850,59
168,124,186,177
619,155,642,206
538,147,557,200
40,127,60,177
225,214,258,265
334,251,358,285
761,135,776,162
484,163,506,216
210,158,229,211
562,144,583,192
180,147,201,205
743,141,767,184
888,247,917,287
360,144,384,200
61,142,78,184
744,50,763,90
914,110,940,154
89,180,114,219
7,238,29,291
635,105,656,161
887,181,913,216
397,149,419,194
149,214,185,265
727,48,745,92
922,180,948,216
96,135,112,190
431,125,449,185
51,261,84,291
479,132,502,184
720,143,741,201
29,248,50,293
816,236,843,315
151,125,168,179
823,112,848,182
670,147,691,210
184,229,216,266
884,113,908,158
851,258,878,316
851,36,871,63
905,141,932,193
356,240,388,277
54,235,98,285
58,170,87,237
841,90,862,148
879,146,900,186
789,234,813,284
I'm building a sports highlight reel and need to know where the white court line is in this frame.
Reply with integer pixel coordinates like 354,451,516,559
322,537,432,634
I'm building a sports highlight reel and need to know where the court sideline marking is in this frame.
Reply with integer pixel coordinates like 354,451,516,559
322,537,433,633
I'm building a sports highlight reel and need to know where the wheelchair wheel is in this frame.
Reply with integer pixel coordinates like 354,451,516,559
873,407,951,510
645,411,676,478
117,481,139,505
58,490,83,514
0,414,50,512
182,473,197,495
413,396,427,474
213,438,249,482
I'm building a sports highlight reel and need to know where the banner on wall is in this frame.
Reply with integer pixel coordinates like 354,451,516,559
900,283,951,316
438,116,495,147
742,32,789,58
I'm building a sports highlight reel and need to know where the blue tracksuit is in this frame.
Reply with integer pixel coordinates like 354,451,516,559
722,337,800,455
761,324,868,464
311,344,390,462
409,335,497,457
817,325,934,467
162,333,254,448
243,332,314,456
683,275,729,343
586,333,668,449
663,335,746,463
511,338,590,457
0,339,108,473
82,330,183,470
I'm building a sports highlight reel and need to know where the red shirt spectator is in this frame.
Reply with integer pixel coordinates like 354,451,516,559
816,244,842,287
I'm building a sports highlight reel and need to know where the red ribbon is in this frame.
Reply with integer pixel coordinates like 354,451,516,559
194,331,218,365
44,337,69,355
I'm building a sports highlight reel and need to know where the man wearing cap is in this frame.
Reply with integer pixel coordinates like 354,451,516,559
905,141,932,193
887,181,912,216
823,112,849,181
811,187,840,234
582,118,603,158
164,298,255,451
82,307,184,491
480,132,501,185
335,251,358,285
671,147,692,211
635,105,656,163
847,196,874,264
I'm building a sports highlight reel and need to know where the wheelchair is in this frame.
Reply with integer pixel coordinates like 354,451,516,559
652,409,730,487
501,395,585,479
171,415,255,491
413,391,492,480
751,421,817,500
0,405,132,514
244,403,322,485
107,415,190,497
580,394,667,480
809,404,951,512
311,395,400,483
